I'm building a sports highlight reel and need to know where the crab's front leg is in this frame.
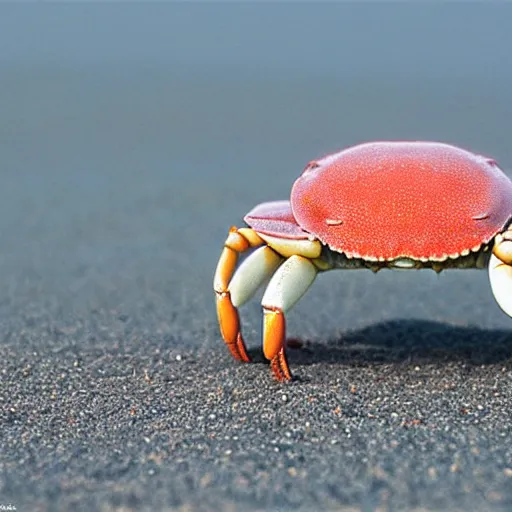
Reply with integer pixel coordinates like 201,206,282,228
489,228,512,316
258,235,324,381
213,227,282,362
261,255,318,380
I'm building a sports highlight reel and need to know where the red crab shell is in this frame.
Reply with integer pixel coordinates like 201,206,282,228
285,141,512,261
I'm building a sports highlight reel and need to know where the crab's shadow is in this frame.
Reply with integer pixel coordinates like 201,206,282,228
249,319,512,367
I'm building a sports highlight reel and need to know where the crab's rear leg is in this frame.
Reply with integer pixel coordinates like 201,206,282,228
489,228,512,316
214,227,282,362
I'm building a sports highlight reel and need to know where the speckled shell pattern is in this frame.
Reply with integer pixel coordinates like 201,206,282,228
290,142,512,261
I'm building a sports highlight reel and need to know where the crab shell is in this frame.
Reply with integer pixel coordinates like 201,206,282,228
215,141,512,382
247,141,512,262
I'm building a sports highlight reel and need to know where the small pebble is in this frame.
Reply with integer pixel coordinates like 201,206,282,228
288,467,298,477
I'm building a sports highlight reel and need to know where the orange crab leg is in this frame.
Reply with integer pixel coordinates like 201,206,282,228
213,227,264,362
261,255,318,381
263,308,291,381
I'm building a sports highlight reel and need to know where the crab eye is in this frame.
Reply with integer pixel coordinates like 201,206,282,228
485,157,498,166
483,156,507,175
302,161,320,174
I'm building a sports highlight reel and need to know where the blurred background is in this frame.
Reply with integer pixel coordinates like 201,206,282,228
2,4,512,350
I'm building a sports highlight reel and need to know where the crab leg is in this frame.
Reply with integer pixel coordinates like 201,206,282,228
229,246,283,307
489,232,512,317
214,227,268,362
261,255,318,381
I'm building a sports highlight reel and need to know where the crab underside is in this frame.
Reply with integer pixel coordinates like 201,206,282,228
319,243,491,271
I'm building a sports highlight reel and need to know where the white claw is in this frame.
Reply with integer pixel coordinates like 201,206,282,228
489,253,512,317
261,255,317,312
229,247,283,308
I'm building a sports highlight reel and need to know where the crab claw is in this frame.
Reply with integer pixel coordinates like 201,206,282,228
489,237,512,317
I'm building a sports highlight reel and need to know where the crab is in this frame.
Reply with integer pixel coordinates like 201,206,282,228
213,141,512,381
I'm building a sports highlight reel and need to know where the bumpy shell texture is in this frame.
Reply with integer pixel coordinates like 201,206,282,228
291,141,512,261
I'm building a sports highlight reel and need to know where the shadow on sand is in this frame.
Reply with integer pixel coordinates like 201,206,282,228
248,319,512,367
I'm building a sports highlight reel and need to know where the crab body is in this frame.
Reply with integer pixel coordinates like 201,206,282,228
214,142,512,381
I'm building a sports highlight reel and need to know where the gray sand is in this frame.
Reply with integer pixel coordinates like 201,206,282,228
2,5,512,511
